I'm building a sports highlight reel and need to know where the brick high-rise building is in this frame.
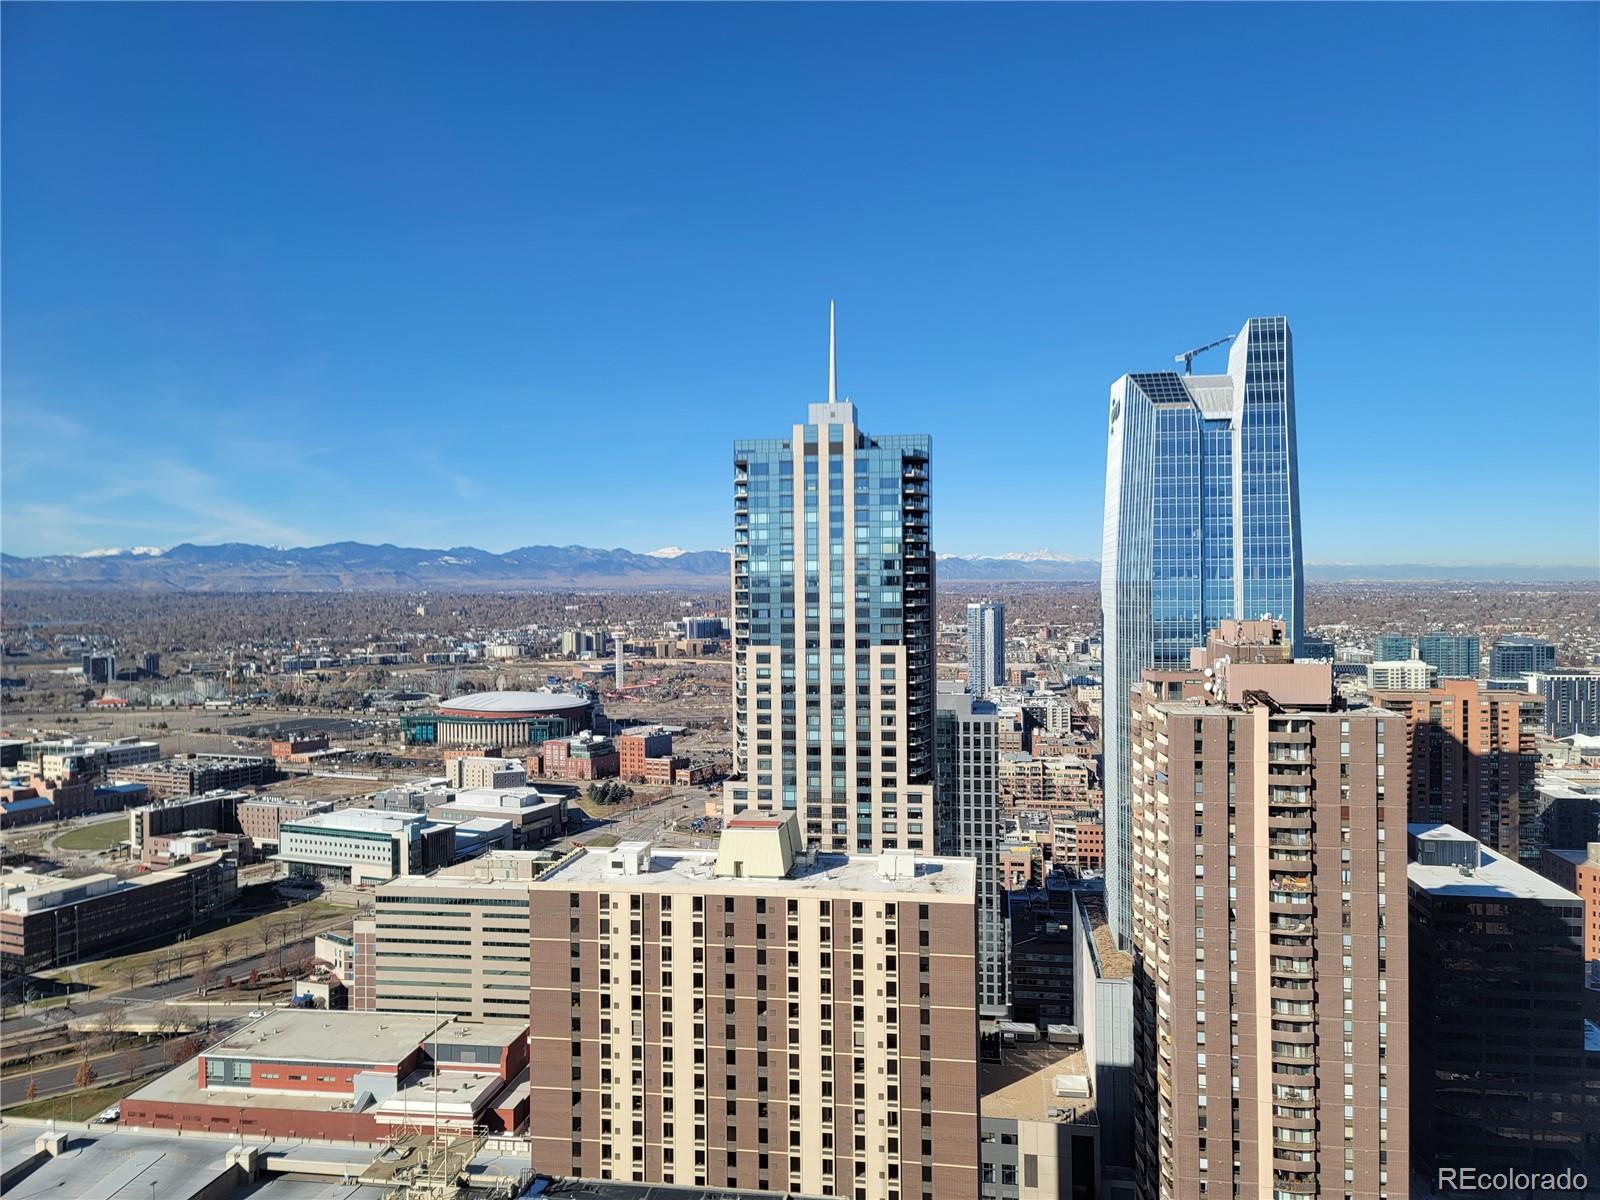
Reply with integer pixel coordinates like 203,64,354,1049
1129,620,1407,1200
724,305,936,854
527,812,979,1199
1370,679,1543,863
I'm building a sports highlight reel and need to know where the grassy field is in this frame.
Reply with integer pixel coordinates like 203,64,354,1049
55,816,129,852
1,1073,161,1121
55,899,347,992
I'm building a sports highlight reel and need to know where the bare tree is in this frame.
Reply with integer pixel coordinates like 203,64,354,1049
25,1078,38,1102
216,933,240,964
195,963,216,997
122,1049,143,1080
93,1007,124,1051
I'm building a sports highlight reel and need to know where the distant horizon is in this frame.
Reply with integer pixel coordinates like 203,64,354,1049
6,537,1595,575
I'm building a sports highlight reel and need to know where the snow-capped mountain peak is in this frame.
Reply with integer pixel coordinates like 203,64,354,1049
77,546,166,559
645,546,690,558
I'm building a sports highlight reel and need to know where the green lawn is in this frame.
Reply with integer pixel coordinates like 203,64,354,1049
2,1074,160,1121
55,817,129,852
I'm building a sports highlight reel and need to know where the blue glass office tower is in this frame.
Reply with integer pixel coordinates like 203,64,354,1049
1490,636,1556,679
1101,316,1304,944
725,308,935,853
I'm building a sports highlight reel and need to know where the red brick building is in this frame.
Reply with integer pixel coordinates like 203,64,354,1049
618,727,672,782
121,1011,530,1140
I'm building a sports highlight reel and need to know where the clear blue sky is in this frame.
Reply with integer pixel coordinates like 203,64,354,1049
4,3,1596,565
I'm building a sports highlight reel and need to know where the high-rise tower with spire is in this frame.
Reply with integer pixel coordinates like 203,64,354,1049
724,305,936,853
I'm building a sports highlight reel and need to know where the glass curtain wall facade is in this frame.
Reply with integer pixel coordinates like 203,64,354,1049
726,398,935,854
1375,633,1415,661
965,602,1005,697
1100,316,1304,944
1418,633,1480,680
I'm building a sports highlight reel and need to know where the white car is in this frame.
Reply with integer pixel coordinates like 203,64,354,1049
247,1009,267,1019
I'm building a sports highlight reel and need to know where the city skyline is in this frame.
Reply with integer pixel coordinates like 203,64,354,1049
4,4,1597,565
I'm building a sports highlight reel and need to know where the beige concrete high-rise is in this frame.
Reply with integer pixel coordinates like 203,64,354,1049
724,305,935,853
527,813,979,1199
1129,621,1407,1200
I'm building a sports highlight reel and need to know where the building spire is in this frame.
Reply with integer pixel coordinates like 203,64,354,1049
828,299,837,406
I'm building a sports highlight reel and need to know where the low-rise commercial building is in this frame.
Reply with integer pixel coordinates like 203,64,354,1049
0,854,236,973
276,808,453,885
0,772,98,828
268,733,329,760
527,814,981,1199
426,787,569,849
443,755,527,790
112,753,275,800
121,1011,531,1140
18,736,160,781
539,732,619,781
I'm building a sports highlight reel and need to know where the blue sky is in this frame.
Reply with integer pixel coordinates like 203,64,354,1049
3,3,1596,565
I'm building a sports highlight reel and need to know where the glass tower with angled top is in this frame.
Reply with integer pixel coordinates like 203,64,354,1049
724,305,936,853
1101,316,1304,944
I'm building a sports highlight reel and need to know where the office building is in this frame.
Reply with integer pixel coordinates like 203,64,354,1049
0,855,236,973
426,786,569,849
966,602,1005,698
1371,680,1543,861
236,795,333,852
276,808,453,885
20,736,160,781
443,755,527,790
1528,669,1600,738
935,687,1007,1015
121,1011,532,1140
351,851,549,1022
1129,621,1407,1200
1374,634,1414,662
1490,635,1557,679
129,791,248,860
1101,316,1305,944
112,753,274,800
527,812,979,1198
1539,843,1600,967
726,308,936,854
1409,824,1592,1182
141,651,161,677
1417,632,1479,680
539,732,619,781
618,727,673,782
1366,659,1435,692
684,616,726,641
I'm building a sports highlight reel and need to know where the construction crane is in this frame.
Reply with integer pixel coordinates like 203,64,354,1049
1174,334,1235,375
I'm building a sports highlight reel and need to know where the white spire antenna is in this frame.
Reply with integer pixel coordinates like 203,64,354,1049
828,299,838,405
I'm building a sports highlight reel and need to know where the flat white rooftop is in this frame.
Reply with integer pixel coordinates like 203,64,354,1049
535,846,975,900
1409,845,1581,903
203,1010,444,1065
283,808,424,834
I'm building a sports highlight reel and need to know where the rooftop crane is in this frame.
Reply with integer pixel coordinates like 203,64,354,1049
1174,334,1235,375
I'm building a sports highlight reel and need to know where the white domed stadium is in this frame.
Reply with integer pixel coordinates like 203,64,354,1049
404,689,593,748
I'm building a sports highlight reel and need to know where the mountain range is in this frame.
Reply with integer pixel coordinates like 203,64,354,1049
0,543,1590,591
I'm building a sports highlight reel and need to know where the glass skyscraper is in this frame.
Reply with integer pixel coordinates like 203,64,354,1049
965,601,1005,697
725,311,935,853
1418,632,1480,680
1100,316,1304,944
1375,633,1415,661
1490,635,1556,679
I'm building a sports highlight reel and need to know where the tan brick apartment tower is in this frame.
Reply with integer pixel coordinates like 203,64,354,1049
527,812,979,1199
1129,621,1407,1200
1369,679,1543,863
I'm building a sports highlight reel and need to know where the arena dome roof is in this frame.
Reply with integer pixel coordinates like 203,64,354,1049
436,690,590,718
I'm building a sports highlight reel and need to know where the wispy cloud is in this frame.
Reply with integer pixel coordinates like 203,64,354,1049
2,458,320,556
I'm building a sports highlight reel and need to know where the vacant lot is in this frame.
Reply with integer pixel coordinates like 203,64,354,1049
55,816,128,852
